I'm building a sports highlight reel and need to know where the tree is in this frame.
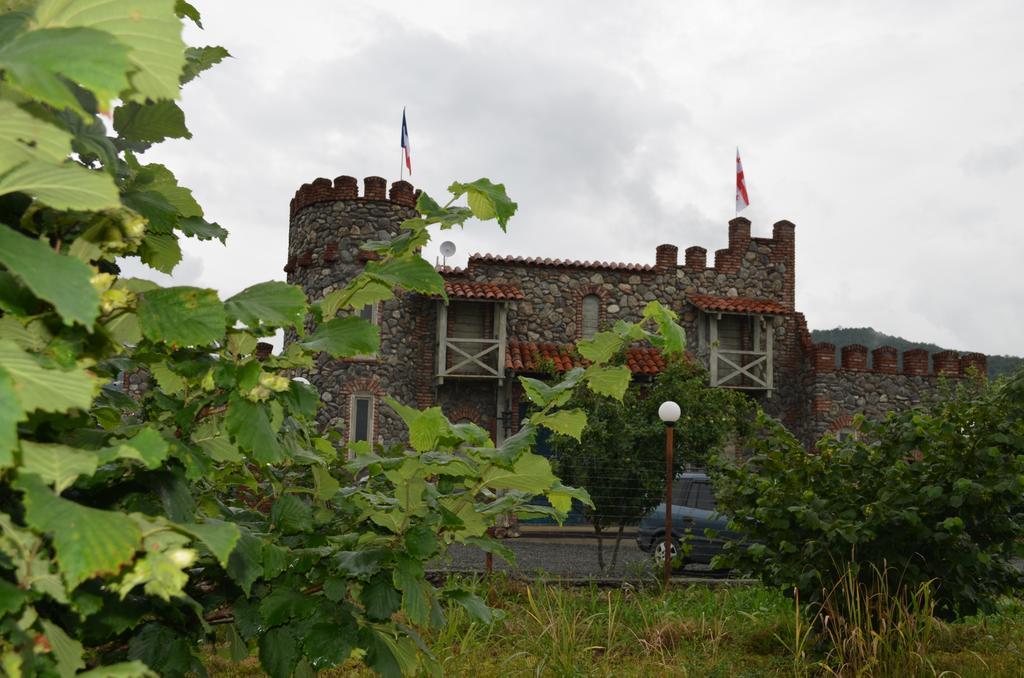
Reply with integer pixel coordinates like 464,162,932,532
711,367,1024,619
549,357,754,570
0,3,690,674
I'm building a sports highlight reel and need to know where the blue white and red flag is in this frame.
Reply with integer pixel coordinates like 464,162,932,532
401,109,411,174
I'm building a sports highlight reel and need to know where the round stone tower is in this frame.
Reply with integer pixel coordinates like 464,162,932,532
285,175,431,444
286,175,417,298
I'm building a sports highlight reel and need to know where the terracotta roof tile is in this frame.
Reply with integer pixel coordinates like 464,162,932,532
443,280,525,301
506,342,577,373
505,341,667,375
623,347,667,375
687,294,791,315
470,253,655,273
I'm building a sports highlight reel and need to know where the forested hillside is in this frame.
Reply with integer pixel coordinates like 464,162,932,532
809,327,1022,379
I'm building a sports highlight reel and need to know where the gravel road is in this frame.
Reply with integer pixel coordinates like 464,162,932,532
431,537,1024,581
431,536,718,580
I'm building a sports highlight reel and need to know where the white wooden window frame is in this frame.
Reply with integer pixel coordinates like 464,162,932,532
704,312,774,396
436,300,507,383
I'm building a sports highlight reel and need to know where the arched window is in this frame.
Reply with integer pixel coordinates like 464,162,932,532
581,294,600,339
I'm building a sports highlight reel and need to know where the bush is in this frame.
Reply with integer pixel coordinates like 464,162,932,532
712,368,1024,619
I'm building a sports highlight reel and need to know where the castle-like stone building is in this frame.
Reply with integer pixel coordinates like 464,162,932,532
284,174,987,448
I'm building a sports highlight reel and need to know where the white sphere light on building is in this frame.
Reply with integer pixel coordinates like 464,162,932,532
658,400,681,424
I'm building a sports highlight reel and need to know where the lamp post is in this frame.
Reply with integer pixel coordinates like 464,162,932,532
658,400,681,590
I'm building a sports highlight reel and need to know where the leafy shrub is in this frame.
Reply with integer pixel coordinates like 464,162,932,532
712,369,1024,619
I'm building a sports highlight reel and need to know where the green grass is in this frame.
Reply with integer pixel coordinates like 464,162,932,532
203,577,1024,677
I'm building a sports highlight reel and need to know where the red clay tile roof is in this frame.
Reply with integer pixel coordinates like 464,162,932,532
505,341,667,375
443,280,525,301
623,347,667,375
506,342,578,373
470,253,655,272
687,295,791,315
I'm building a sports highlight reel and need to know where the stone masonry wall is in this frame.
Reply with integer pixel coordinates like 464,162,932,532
455,218,794,346
444,218,802,427
803,343,988,443
284,176,431,445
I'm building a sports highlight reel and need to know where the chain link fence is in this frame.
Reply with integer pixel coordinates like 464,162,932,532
431,466,729,581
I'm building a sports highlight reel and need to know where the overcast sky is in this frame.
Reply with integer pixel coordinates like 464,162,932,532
125,1,1024,357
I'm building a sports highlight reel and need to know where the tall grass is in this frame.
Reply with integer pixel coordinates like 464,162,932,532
201,575,1024,677
428,578,789,676
799,561,951,677
513,585,609,675
774,587,815,678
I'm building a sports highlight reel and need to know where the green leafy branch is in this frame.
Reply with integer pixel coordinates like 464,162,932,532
0,1,691,676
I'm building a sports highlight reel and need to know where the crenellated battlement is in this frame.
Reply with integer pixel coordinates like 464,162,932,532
806,341,989,443
285,174,419,273
289,175,417,216
811,342,988,377
707,218,794,268
462,217,795,309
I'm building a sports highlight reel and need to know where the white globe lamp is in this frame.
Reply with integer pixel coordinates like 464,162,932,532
658,400,681,425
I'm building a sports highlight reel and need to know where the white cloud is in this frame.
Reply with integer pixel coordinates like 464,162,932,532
136,1,1024,356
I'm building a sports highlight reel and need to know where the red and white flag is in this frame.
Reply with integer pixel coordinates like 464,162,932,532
735,148,749,213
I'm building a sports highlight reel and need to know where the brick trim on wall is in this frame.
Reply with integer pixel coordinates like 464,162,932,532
572,284,610,339
447,404,483,424
509,385,522,433
290,176,417,217
445,403,497,440
340,376,386,444
827,414,856,434
413,300,435,408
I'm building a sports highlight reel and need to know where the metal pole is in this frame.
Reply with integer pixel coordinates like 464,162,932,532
485,526,494,576
664,423,674,590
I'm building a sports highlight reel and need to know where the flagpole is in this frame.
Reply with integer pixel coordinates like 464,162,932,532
400,148,404,182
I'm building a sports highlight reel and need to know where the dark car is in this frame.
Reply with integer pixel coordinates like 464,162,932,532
636,472,739,568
